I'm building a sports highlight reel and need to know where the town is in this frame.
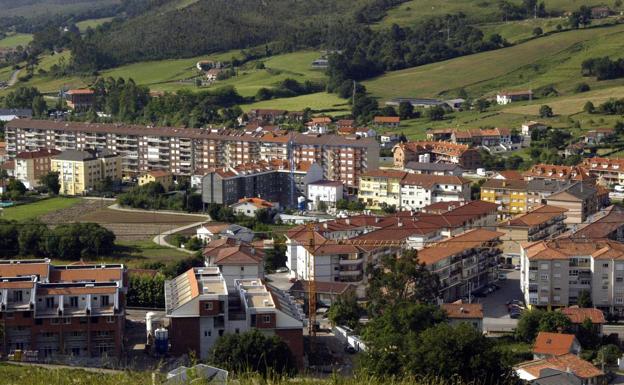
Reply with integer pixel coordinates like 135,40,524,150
2,1,624,385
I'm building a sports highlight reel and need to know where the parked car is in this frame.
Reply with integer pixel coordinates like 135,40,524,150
509,310,522,319
275,267,289,273
498,273,507,281
344,346,357,354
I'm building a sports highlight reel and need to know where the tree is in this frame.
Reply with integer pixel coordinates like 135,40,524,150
39,171,60,195
32,95,46,117
6,179,26,200
264,235,287,270
475,98,490,112
539,104,553,118
597,344,621,367
405,323,512,384
426,105,445,121
516,309,544,342
209,329,296,376
584,101,595,114
576,83,591,93
577,289,593,308
577,318,601,349
398,101,414,120
532,27,543,36
328,292,361,329
539,311,572,333
366,250,440,315
254,208,273,225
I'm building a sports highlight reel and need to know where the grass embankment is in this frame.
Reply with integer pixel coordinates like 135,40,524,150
1,197,81,221
76,17,114,32
0,33,33,48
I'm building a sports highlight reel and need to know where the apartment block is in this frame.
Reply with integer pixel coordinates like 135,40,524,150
520,238,624,314
51,149,122,195
419,229,503,302
581,157,624,186
165,267,303,366
0,259,126,358
14,149,61,189
358,169,470,210
545,182,600,225
203,238,265,290
497,205,568,265
201,160,323,208
523,164,592,183
393,141,481,169
5,119,378,188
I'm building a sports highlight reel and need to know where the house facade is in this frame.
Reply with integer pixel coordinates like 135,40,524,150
307,180,344,210
393,141,481,170
51,149,122,196
14,149,60,189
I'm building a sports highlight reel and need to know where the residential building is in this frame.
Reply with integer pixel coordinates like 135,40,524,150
480,179,530,219
450,128,512,149
384,97,446,109
51,149,121,195
0,259,126,358
523,164,592,183
497,205,568,265
521,121,547,136
545,182,600,225
230,197,274,217
399,173,471,211
584,128,614,145
567,205,624,242
404,161,464,176
520,238,624,313
247,109,288,124
355,127,376,138
418,229,503,302
196,223,254,243
514,354,604,384
494,170,524,180
357,169,406,209
203,238,264,290
591,6,610,18
560,306,605,335
393,141,481,169
440,302,483,331
307,180,344,210
0,108,32,122
373,116,400,128
305,117,332,134
496,90,533,105
358,169,470,210
532,332,581,359
14,149,61,189
379,132,400,149
65,89,95,110
5,120,378,187
138,170,174,190
581,157,624,186
164,268,304,367
201,160,323,208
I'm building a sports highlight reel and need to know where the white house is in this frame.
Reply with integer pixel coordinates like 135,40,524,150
196,223,254,243
203,238,264,290
521,121,547,136
230,197,275,217
496,90,533,105
355,128,376,138
399,174,471,211
307,180,344,210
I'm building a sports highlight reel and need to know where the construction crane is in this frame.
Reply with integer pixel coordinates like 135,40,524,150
304,223,408,348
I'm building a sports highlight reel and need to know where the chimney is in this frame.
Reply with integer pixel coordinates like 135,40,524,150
345,218,350,225
397,220,403,227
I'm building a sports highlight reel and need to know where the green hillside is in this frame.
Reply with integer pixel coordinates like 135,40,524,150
378,0,622,27
0,33,33,48
363,23,624,102
76,17,114,32
0,0,119,18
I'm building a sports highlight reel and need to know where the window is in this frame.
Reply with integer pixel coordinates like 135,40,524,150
50,318,60,325
101,296,110,306
5,312,14,319
570,270,579,276
106,316,115,324
45,297,55,309
240,266,244,272
604,263,610,268
63,317,71,325
235,328,240,334
13,291,22,302
218,330,224,337
204,302,213,311
69,297,78,308
553,262,561,268
262,315,271,324
540,274,549,280
540,263,549,270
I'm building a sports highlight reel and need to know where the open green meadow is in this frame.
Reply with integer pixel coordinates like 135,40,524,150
0,33,33,48
244,92,350,115
1,197,81,221
363,23,624,102
76,17,114,32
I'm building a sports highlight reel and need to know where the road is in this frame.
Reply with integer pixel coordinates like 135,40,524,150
7,68,20,87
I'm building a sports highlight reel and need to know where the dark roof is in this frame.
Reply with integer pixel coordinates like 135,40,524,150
404,162,463,172
548,182,597,201
0,108,32,117
570,205,624,240
527,179,574,193
309,180,344,187
52,149,117,161
482,179,528,190
16,149,61,159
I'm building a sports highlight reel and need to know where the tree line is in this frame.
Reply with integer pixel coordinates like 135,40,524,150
582,56,624,81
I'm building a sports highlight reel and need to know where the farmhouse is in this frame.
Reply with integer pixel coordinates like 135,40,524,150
496,90,533,105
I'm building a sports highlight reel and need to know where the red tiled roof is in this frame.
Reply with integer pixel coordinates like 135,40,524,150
374,116,400,123
418,229,503,265
533,332,577,356
0,262,50,279
49,266,123,283
16,149,61,159
524,238,624,261
146,170,172,178
523,164,592,181
234,197,273,209
203,238,264,265
560,306,606,324
67,89,94,95
500,205,567,228
400,173,470,188
441,303,483,319
516,354,603,379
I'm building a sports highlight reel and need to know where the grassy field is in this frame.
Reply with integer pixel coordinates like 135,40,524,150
1,197,81,221
0,363,153,385
364,23,624,102
377,0,621,28
244,92,349,114
0,33,33,48
76,17,114,32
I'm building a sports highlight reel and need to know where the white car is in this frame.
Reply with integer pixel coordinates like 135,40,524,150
615,185,624,193
275,267,289,273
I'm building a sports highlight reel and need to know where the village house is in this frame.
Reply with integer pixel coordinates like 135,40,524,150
138,169,174,190
591,6,610,18
195,222,254,243
203,238,265,290
65,89,95,111
514,354,604,384
14,149,61,189
393,141,481,169
373,116,400,128
583,128,614,145
522,164,593,183
545,182,600,225
560,306,606,335
532,332,581,359
581,157,624,186
0,108,32,122
496,90,533,105
441,302,484,332
307,180,344,210
521,121,547,137
230,197,275,217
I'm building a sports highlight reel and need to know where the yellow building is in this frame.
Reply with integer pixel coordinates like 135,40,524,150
51,149,121,195
358,170,407,209
138,170,174,190
480,179,528,219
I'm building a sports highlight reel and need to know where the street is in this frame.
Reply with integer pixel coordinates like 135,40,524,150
477,269,523,333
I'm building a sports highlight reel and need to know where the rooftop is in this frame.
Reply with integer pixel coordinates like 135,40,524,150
203,238,264,265
165,267,227,314
523,238,624,261
418,229,503,265
569,205,624,240
559,306,605,324
515,354,603,380
404,162,463,172
441,302,483,319
15,149,61,160
533,332,577,356
499,205,567,228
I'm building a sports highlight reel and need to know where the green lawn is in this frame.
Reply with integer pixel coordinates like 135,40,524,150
364,23,624,102
244,92,349,114
1,197,81,221
0,33,33,48
76,17,114,32
0,66,14,83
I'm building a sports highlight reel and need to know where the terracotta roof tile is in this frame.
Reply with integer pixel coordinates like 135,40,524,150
500,205,567,228
560,306,606,324
441,303,484,319
418,229,503,265
533,332,577,356
516,354,603,380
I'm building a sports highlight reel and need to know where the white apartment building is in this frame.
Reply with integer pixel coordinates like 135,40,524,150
307,180,344,210
399,173,471,211
520,238,624,314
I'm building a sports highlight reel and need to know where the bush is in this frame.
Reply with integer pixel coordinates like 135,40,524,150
575,83,591,93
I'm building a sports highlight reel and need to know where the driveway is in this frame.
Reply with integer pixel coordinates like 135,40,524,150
473,269,523,333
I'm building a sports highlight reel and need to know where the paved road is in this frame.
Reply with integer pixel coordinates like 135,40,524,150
475,269,523,333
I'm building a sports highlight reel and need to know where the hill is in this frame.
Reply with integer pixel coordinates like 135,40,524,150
363,23,624,102
0,0,119,18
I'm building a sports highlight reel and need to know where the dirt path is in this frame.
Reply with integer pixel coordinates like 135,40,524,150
7,68,20,86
